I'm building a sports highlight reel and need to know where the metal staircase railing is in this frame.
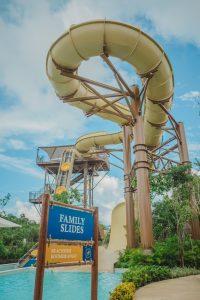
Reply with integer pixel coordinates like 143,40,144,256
56,148,75,191
18,242,38,266
29,188,44,203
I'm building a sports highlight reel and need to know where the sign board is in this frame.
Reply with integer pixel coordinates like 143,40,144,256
34,196,98,300
45,243,82,264
45,243,93,264
47,204,94,241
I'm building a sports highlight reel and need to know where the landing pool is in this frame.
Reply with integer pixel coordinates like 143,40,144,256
0,269,122,300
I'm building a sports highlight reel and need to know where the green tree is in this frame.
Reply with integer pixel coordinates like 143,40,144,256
0,193,11,212
150,165,194,266
53,188,81,204
152,198,177,240
0,213,39,263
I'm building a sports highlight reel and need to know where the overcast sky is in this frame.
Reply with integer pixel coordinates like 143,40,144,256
0,0,199,224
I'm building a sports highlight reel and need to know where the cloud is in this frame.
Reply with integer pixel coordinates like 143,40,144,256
0,153,43,178
8,139,28,150
94,175,123,224
137,0,200,46
189,143,200,152
61,0,200,46
179,91,200,101
1,0,200,152
15,200,40,222
0,0,88,151
1,1,200,217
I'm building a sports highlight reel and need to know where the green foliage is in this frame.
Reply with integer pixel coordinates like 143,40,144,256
131,177,137,190
150,164,197,266
152,236,181,267
170,267,200,278
191,173,200,215
194,158,200,171
116,237,200,269
53,188,81,204
109,282,135,300
182,238,200,268
0,193,11,211
150,164,192,199
115,248,153,268
0,213,39,263
122,265,171,288
121,265,200,289
153,198,177,240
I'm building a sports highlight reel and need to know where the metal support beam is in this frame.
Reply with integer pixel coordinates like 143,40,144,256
132,87,154,249
88,174,94,208
83,82,131,122
62,93,124,102
62,71,122,93
83,162,88,208
123,125,136,248
178,122,200,239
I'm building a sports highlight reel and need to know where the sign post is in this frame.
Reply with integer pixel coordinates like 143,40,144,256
33,195,98,300
91,207,98,300
34,194,50,300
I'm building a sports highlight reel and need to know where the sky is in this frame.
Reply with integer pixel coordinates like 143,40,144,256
0,0,199,224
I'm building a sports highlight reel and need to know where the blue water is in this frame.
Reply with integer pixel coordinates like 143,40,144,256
0,270,122,300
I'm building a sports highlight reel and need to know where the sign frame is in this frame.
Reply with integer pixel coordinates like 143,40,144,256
34,194,98,300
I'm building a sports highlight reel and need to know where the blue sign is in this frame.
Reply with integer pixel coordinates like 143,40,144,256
83,245,93,261
47,205,94,241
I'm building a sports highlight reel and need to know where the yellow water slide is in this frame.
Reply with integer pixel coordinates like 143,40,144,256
75,131,123,153
46,19,174,149
46,20,174,251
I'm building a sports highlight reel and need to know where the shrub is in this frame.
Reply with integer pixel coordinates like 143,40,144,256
109,282,135,300
122,265,171,288
152,236,180,267
170,267,200,278
183,238,200,268
116,236,200,269
115,248,153,268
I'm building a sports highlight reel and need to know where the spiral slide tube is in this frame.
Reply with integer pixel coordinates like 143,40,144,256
46,20,174,150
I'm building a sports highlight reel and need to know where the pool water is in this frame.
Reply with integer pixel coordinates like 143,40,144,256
0,270,122,300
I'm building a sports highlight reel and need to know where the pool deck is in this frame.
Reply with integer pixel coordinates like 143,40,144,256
136,275,200,300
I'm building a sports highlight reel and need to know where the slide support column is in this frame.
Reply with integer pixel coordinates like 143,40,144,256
178,122,200,239
132,88,153,249
83,162,88,208
123,125,136,248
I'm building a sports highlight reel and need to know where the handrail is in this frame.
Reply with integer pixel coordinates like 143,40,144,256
18,242,38,264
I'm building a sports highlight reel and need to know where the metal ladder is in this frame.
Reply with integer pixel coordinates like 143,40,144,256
56,148,75,191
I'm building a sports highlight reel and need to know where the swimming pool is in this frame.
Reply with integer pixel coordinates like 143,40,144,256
0,269,122,300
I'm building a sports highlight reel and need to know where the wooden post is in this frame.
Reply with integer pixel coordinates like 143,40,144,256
91,207,98,300
91,173,94,207
123,125,136,248
83,162,88,208
178,122,200,239
88,174,92,208
132,87,153,249
34,194,50,300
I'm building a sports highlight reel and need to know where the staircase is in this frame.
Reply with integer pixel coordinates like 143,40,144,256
18,243,38,268
56,148,75,193
29,188,44,204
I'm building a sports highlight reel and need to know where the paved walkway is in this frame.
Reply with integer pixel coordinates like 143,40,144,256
136,275,200,300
